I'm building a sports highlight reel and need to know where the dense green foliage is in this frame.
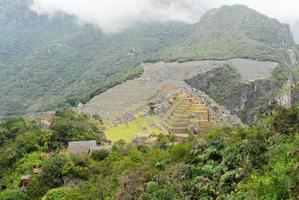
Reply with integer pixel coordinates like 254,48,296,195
0,189,29,200
0,110,103,191
0,3,298,198
90,150,110,161
51,110,104,148
0,0,192,120
0,106,298,199
0,118,44,176
0,1,297,120
186,65,242,102
154,5,294,63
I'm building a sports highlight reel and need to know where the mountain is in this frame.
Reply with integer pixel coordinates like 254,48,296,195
0,0,192,119
294,20,299,43
0,2,298,199
0,2,297,120
156,5,295,62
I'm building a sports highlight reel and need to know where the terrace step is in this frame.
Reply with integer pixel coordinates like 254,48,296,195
161,92,211,135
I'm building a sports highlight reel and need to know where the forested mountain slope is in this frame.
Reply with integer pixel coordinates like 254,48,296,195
0,1,296,120
0,0,192,119
155,5,295,62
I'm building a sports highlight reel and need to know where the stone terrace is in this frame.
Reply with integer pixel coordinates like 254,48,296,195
82,59,278,121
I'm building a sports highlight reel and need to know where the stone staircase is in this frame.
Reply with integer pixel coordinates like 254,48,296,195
161,93,211,136
81,59,272,122
189,88,243,125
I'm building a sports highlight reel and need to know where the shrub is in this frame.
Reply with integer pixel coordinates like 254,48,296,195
272,106,299,135
27,178,49,200
0,189,29,200
42,187,72,200
143,187,180,200
169,142,192,161
51,110,102,147
62,155,91,180
40,155,66,188
90,150,110,161
15,132,39,155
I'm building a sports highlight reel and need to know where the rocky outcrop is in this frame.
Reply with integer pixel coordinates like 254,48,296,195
186,66,276,125
221,80,273,124
150,86,242,127
275,78,293,108
82,59,278,122
189,88,243,125
276,77,299,107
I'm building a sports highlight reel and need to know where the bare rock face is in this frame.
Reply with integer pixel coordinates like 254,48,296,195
275,78,293,108
293,20,299,44
82,59,278,123
276,77,299,108
222,80,273,124
82,61,221,121
186,63,280,125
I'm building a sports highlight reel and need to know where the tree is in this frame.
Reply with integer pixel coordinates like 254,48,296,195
41,187,72,200
90,150,110,161
16,132,39,155
0,189,29,200
51,110,102,147
40,155,66,188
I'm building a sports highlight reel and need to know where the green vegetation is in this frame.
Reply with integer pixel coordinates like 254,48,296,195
0,109,103,191
155,5,294,63
186,65,299,124
186,65,242,102
105,116,163,142
0,2,297,120
0,0,193,120
51,110,104,148
0,104,298,199
0,189,29,200
90,150,110,162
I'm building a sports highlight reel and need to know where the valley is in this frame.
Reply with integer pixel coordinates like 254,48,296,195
0,1,298,199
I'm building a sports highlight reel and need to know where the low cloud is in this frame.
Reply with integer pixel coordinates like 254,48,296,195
294,20,299,43
31,0,299,42
31,0,209,33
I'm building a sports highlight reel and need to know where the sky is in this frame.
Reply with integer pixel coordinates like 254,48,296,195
31,0,299,42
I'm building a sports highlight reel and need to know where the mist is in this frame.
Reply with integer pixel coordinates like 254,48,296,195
31,0,299,42
31,0,209,33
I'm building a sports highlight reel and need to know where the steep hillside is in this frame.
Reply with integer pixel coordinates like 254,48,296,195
155,5,295,62
0,2,296,120
83,59,277,121
294,20,299,43
0,106,298,199
186,66,276,124
0,0,192,119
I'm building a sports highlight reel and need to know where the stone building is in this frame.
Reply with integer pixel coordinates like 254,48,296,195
67,140,111,156
161,92,212,137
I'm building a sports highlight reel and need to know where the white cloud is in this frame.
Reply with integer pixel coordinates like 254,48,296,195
31,0,299,39
31,0,209,33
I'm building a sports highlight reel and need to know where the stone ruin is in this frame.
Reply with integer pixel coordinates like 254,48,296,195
160,92,213,137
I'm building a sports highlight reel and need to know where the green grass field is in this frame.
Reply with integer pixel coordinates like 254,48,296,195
104,116,164,142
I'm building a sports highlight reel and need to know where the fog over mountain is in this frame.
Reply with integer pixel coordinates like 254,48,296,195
31,0,299,42
31,0,209,33
294,20,299,43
